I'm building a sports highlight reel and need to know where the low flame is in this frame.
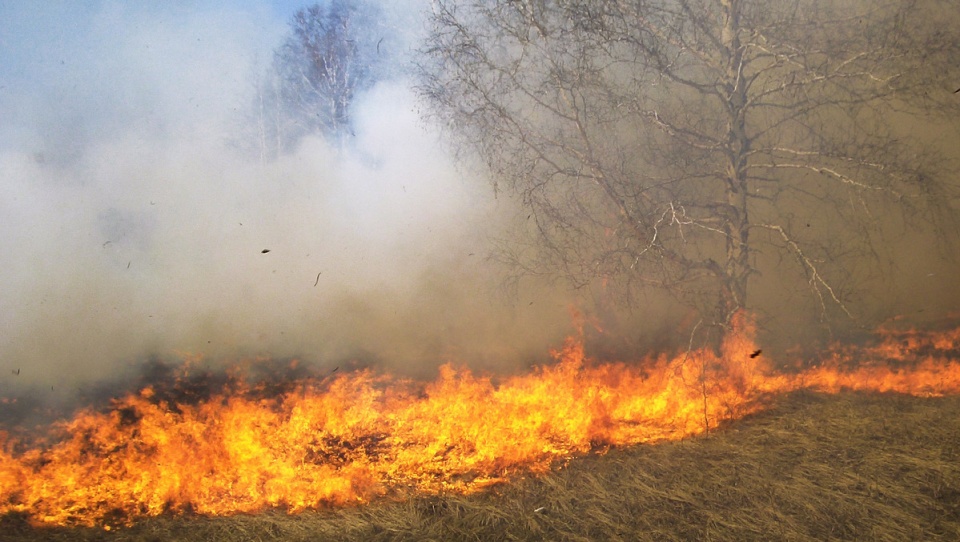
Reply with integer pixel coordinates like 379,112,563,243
2,313,959,526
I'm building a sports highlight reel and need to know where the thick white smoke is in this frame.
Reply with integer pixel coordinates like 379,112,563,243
0,1,573,400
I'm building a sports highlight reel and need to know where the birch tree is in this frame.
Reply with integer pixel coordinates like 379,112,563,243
419,0,960,339
250,0,387,158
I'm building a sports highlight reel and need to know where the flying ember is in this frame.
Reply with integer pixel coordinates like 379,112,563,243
1,314,959,527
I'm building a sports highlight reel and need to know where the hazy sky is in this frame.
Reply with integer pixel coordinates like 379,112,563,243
0,1,574,400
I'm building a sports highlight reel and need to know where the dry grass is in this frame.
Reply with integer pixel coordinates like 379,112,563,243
3,391,960,541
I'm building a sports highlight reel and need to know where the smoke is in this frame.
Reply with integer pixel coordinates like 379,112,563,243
5,2,956,410
0,1,574,402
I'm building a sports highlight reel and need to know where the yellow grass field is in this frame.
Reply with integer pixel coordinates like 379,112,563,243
3,390,958,541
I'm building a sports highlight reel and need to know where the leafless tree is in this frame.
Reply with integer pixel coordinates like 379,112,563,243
419,0,960,341
248,0,387,158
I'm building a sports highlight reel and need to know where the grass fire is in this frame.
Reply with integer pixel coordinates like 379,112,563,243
2,314,960,533
2,1,960,540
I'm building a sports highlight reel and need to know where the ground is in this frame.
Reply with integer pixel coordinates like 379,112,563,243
3,391,959,541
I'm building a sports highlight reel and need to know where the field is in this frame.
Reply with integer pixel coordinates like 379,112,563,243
3,390,958,541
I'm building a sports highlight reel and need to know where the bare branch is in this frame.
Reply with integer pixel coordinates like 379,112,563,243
755,223,854,320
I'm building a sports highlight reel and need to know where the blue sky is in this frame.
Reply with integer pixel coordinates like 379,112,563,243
0,1,289,152
0,0,424,153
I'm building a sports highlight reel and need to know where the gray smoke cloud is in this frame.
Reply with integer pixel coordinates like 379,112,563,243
0,1,574,401
4,2,956,407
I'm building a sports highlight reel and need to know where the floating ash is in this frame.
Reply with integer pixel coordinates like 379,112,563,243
2,314,960,528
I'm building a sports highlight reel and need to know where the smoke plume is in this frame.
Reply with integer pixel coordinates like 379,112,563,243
0,1,572,403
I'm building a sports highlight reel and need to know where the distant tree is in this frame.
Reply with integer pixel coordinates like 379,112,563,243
419,0,960,342
250,0,386,159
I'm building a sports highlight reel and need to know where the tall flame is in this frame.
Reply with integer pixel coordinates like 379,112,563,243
2,313,959,526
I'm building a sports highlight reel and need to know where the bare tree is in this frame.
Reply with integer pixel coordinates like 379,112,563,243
419,0,960,341
248,0,387,158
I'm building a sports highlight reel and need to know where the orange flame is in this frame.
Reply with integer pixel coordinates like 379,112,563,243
1,313,959,526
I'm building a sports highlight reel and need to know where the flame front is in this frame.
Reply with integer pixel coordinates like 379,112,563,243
2,314,959,526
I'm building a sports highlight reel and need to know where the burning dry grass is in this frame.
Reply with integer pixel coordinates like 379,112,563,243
3,390,959,541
